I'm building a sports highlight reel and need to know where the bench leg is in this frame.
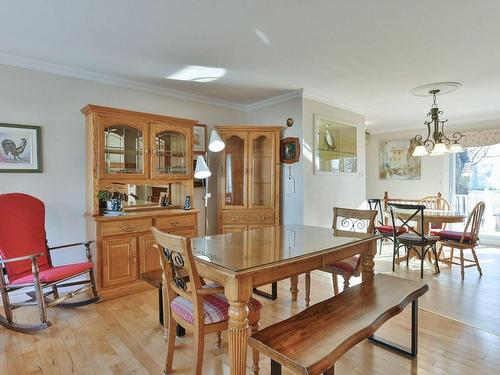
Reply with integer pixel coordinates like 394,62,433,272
271,360,281,375
253,282,278,300
368,299,418,357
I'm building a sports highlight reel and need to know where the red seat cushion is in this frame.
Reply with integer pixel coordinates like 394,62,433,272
10,262,93,285
375,225,407,235
322,256,359,274
437,230,474,243
171,290,262,325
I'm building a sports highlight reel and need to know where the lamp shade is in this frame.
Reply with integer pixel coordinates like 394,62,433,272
449,142,464,153
431,143,448,155
208,130,225,152
194,155,211,179
412,145,428,157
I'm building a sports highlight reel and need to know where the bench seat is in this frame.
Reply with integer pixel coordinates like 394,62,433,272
249,274,429,375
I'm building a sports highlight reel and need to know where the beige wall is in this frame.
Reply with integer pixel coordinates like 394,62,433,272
302,98,366,227
0,64,245,264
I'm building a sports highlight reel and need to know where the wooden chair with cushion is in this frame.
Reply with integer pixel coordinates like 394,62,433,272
437,201,485,280
304,207,377,306
418,193,451,235
368,198,407,255
151,227,263,375
0,193,99,333
388,203,440,278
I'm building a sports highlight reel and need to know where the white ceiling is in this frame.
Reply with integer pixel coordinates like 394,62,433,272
1,0,500,132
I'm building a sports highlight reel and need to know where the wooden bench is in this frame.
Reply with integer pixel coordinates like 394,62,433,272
249,274,429,375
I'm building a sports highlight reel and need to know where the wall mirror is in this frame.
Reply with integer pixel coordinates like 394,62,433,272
314,114,357,174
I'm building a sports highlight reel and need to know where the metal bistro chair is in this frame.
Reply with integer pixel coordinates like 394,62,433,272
437,202,485,280
368,198,407,255
304,207,377,306
151,227,263,375
388,203,440,279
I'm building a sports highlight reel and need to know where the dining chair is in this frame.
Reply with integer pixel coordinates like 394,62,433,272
304,207,377,306
388,203,440,278
368,198,407,255
418,194,451,235
437,202,485,280
151,227,263,375
0,193,99,333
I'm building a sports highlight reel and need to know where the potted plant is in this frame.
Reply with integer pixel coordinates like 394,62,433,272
97,190,138,213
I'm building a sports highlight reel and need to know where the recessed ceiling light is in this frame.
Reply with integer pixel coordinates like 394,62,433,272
166,65,226,82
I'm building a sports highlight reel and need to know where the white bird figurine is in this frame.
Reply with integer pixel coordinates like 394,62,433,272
325,130,335,150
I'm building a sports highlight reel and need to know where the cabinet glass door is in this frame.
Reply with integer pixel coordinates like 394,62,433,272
249,132,275,209
104,124,145,176
152,124,191,179
222,132,247,208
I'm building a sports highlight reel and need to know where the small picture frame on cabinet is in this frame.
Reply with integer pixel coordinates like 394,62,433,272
280,137,300,164
193,124,207,154
183,195,192,210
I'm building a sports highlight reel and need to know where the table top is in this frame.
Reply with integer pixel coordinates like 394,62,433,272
191,225,377,275
386,208,466,219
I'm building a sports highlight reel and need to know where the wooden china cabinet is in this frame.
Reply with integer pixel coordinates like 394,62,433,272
82,105,199,300
216,125,281,234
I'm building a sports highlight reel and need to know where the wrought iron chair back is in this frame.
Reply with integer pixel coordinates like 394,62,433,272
387,203,426,241
151,227,203,313
332,207,377,237
367,198,384,227
462,202,485,244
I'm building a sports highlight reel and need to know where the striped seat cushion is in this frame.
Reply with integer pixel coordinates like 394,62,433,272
322,255,359,274
171,287,262,325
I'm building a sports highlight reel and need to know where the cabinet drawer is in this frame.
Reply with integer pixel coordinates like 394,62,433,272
156,214,196,231
101,218,152,237
221,210,275,224
170,228,197,238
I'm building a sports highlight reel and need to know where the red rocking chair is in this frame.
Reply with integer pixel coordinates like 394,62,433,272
0,193,99,333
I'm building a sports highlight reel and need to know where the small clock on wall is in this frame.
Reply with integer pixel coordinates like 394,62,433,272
286,118,294,127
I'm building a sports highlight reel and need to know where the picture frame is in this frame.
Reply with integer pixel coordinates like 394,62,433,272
379,140,421,180
280,137,300,164
193,124,207,154
0,123,42,173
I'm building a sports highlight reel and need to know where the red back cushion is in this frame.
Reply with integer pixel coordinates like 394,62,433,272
0,193,49,281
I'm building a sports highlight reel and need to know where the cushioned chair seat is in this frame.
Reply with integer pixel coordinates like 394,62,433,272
322,256,359,274
398,233,439,243
171,292,263,325
375,225,407,235
437,230,473,243
10,262,94,285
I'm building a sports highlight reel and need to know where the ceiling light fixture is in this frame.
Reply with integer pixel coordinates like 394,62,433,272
411,87,464,157
166,65,226,83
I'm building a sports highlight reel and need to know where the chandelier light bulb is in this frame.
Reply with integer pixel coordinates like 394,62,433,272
431,143,448,155
412,145,428,157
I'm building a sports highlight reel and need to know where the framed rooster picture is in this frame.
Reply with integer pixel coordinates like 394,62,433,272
0,123,42,173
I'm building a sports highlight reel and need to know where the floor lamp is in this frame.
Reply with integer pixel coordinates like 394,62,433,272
194,129,225,236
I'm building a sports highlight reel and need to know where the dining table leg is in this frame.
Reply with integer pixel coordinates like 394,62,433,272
225,276,253,375
362,239,377,282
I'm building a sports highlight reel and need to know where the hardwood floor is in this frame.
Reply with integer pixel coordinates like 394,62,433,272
2,260,500,374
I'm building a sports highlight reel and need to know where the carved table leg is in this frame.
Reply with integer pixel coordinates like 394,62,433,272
225,277,253,375
362,240,376,282
290,275,299,301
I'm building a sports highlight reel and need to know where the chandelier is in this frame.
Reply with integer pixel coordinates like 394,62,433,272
411,89,464,156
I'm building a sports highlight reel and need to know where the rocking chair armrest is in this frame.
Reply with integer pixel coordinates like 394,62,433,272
0,252,44,265
48,240,94,251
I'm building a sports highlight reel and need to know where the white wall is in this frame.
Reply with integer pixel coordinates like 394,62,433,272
366,129,450,201
302,98,366,227
246,97,304,224
0,64,245,263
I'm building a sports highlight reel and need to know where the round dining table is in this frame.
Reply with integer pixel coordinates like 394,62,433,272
384,208,467,269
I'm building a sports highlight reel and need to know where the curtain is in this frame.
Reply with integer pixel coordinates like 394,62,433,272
461,128,500,147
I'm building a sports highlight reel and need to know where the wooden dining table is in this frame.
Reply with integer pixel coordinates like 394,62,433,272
190,224,379,374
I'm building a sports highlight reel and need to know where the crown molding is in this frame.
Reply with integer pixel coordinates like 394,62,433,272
302,89,365,116
0,52,247,111
245,89,303,111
